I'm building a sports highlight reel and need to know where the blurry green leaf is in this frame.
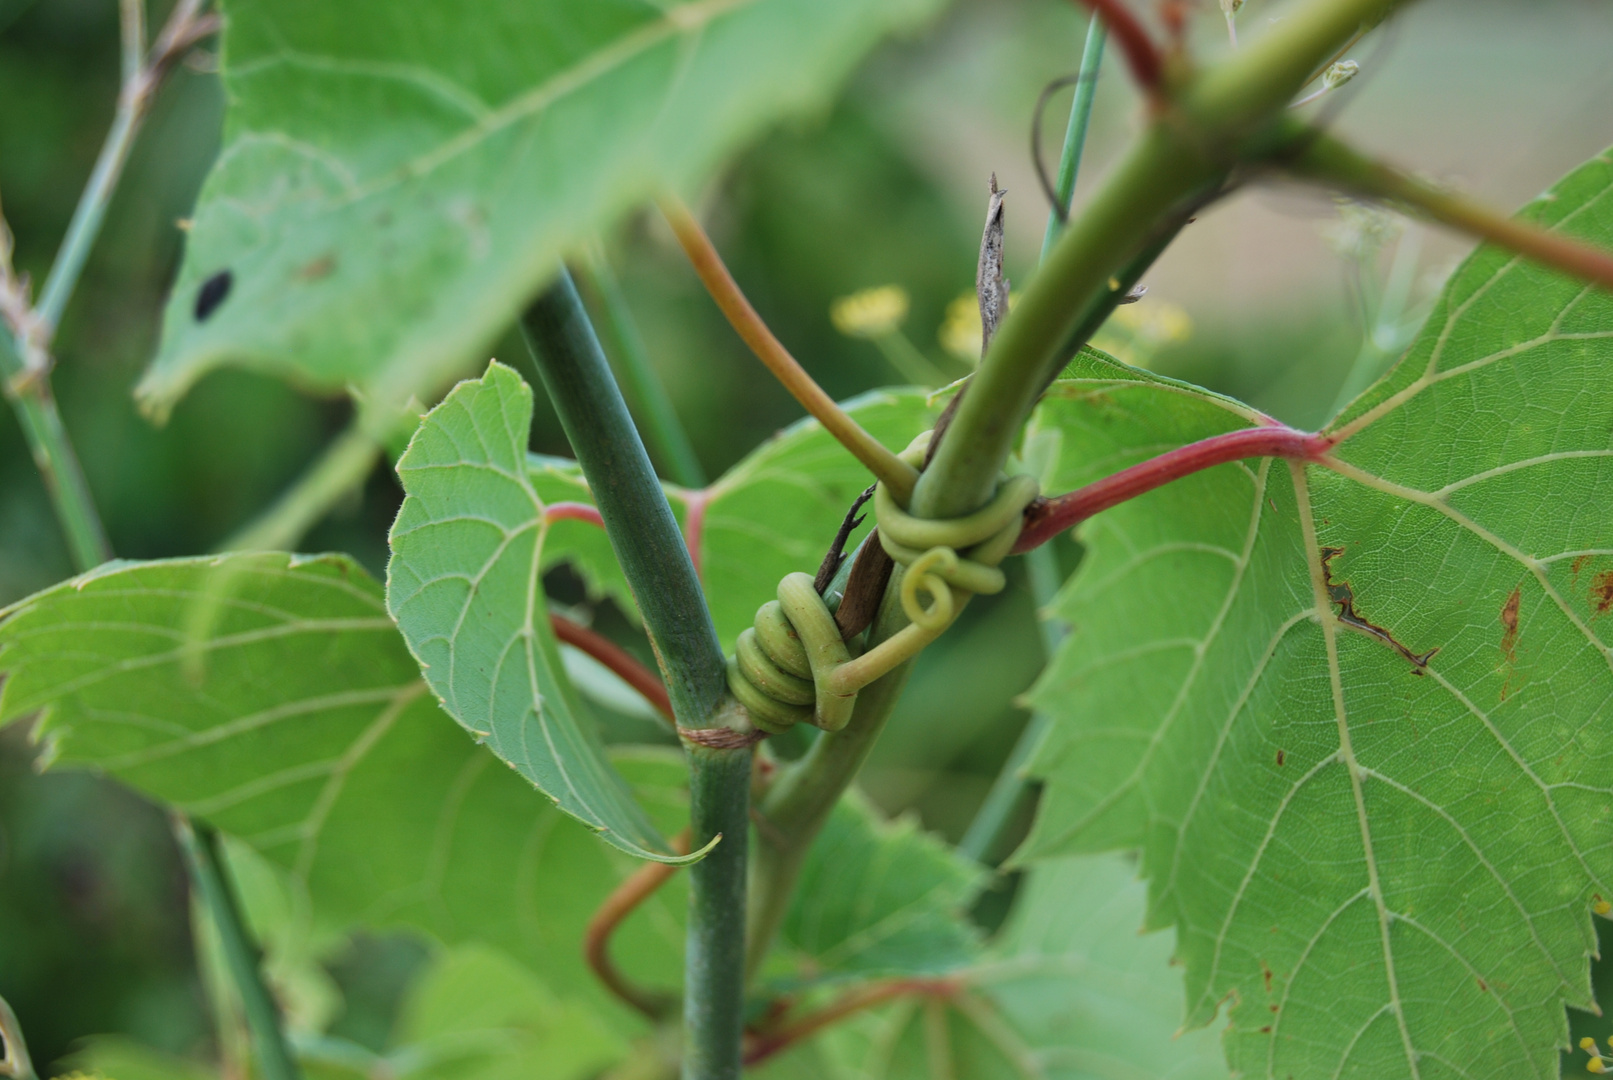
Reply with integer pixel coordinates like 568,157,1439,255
140,0,948,413
392,944,621,1080
764,852,1228,1080
782,789,982,981
62,1036,221,1080
0,553,685,1035
387,362,689,862
1020,150,1613,1077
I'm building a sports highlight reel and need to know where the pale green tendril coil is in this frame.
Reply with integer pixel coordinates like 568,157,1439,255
727,437,1039,735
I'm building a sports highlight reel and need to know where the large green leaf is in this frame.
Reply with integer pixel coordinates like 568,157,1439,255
139,0,946,413
781,789,983,982
0,553,686,1035
1019,151,1613,1077
387,361,689,862
764,852,1229,1080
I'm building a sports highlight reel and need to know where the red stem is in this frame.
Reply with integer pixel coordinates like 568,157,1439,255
545,501,605,529
1014,425,1335,552
1069,0,1162,90
549,612,674,722
743,978,961,1067
584,828,690,1020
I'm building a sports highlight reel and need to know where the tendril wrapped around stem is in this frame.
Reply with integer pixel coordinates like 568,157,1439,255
727,437,1039,734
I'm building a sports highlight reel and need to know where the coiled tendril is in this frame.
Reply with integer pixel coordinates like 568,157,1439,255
727,437,1040,734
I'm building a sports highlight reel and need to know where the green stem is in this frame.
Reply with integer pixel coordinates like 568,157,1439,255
219,418,387,552
873,332,951,388
173,819,303,1080
519,271,746,1080
33,107,141,334
521,271,727,725
575,250,708,489
3,365,110,570
1289,130,1613,292
1039,16,1108,262
957,546,1066,864
919,127,1219,519
916,0,1411,520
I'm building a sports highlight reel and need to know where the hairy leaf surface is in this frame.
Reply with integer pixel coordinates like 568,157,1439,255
387,361,690,861
1020,151,1613,1077
0,553,686,1032
140,0,945,412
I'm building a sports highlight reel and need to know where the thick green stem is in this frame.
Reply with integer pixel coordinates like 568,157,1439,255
575,252,707,489
219,419,386,552
519,271,745,1080
521,271,727,724
916,0,1412,520
683,746,751,1080
1039,16,1108,262
919,128,1218,518
174,819,303,1080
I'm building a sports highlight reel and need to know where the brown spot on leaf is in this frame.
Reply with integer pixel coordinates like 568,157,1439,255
1573,554,1592,582
1593,571,1613,617
1261,960,1274,993
1319,548,1438,670
1500,587,1521,663
1270,1004,1280,1013
1476,977,1488,992
1259,1025,1271,1034
1275,749,1286,766
295,254,336,281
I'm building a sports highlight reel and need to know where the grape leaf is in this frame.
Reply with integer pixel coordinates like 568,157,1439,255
1019,150,1613,1078
781,788,983,981
387,361,692,862
763,852,1229,1080
138,0,947,414
0,553,686,1033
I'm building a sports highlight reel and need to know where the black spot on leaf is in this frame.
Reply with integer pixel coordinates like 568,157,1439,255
194,269,232,321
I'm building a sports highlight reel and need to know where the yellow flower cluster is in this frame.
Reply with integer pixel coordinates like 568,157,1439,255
830,285,909,339
1091,299,1193,368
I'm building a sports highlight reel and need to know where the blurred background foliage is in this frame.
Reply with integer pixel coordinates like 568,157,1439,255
4,0,1613,1074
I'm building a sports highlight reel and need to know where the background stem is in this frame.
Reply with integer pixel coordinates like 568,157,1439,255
576,250,707,488
1039,16,1108,262
173,819,303,1080
956,545,1065,863
519,270,746,1080
3,363,110,570
219,420,386,552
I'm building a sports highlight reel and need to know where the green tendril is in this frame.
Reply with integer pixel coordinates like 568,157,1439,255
726,434,1039,734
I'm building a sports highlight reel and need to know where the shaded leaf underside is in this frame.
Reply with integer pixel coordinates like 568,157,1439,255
1021,151,1613,1078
